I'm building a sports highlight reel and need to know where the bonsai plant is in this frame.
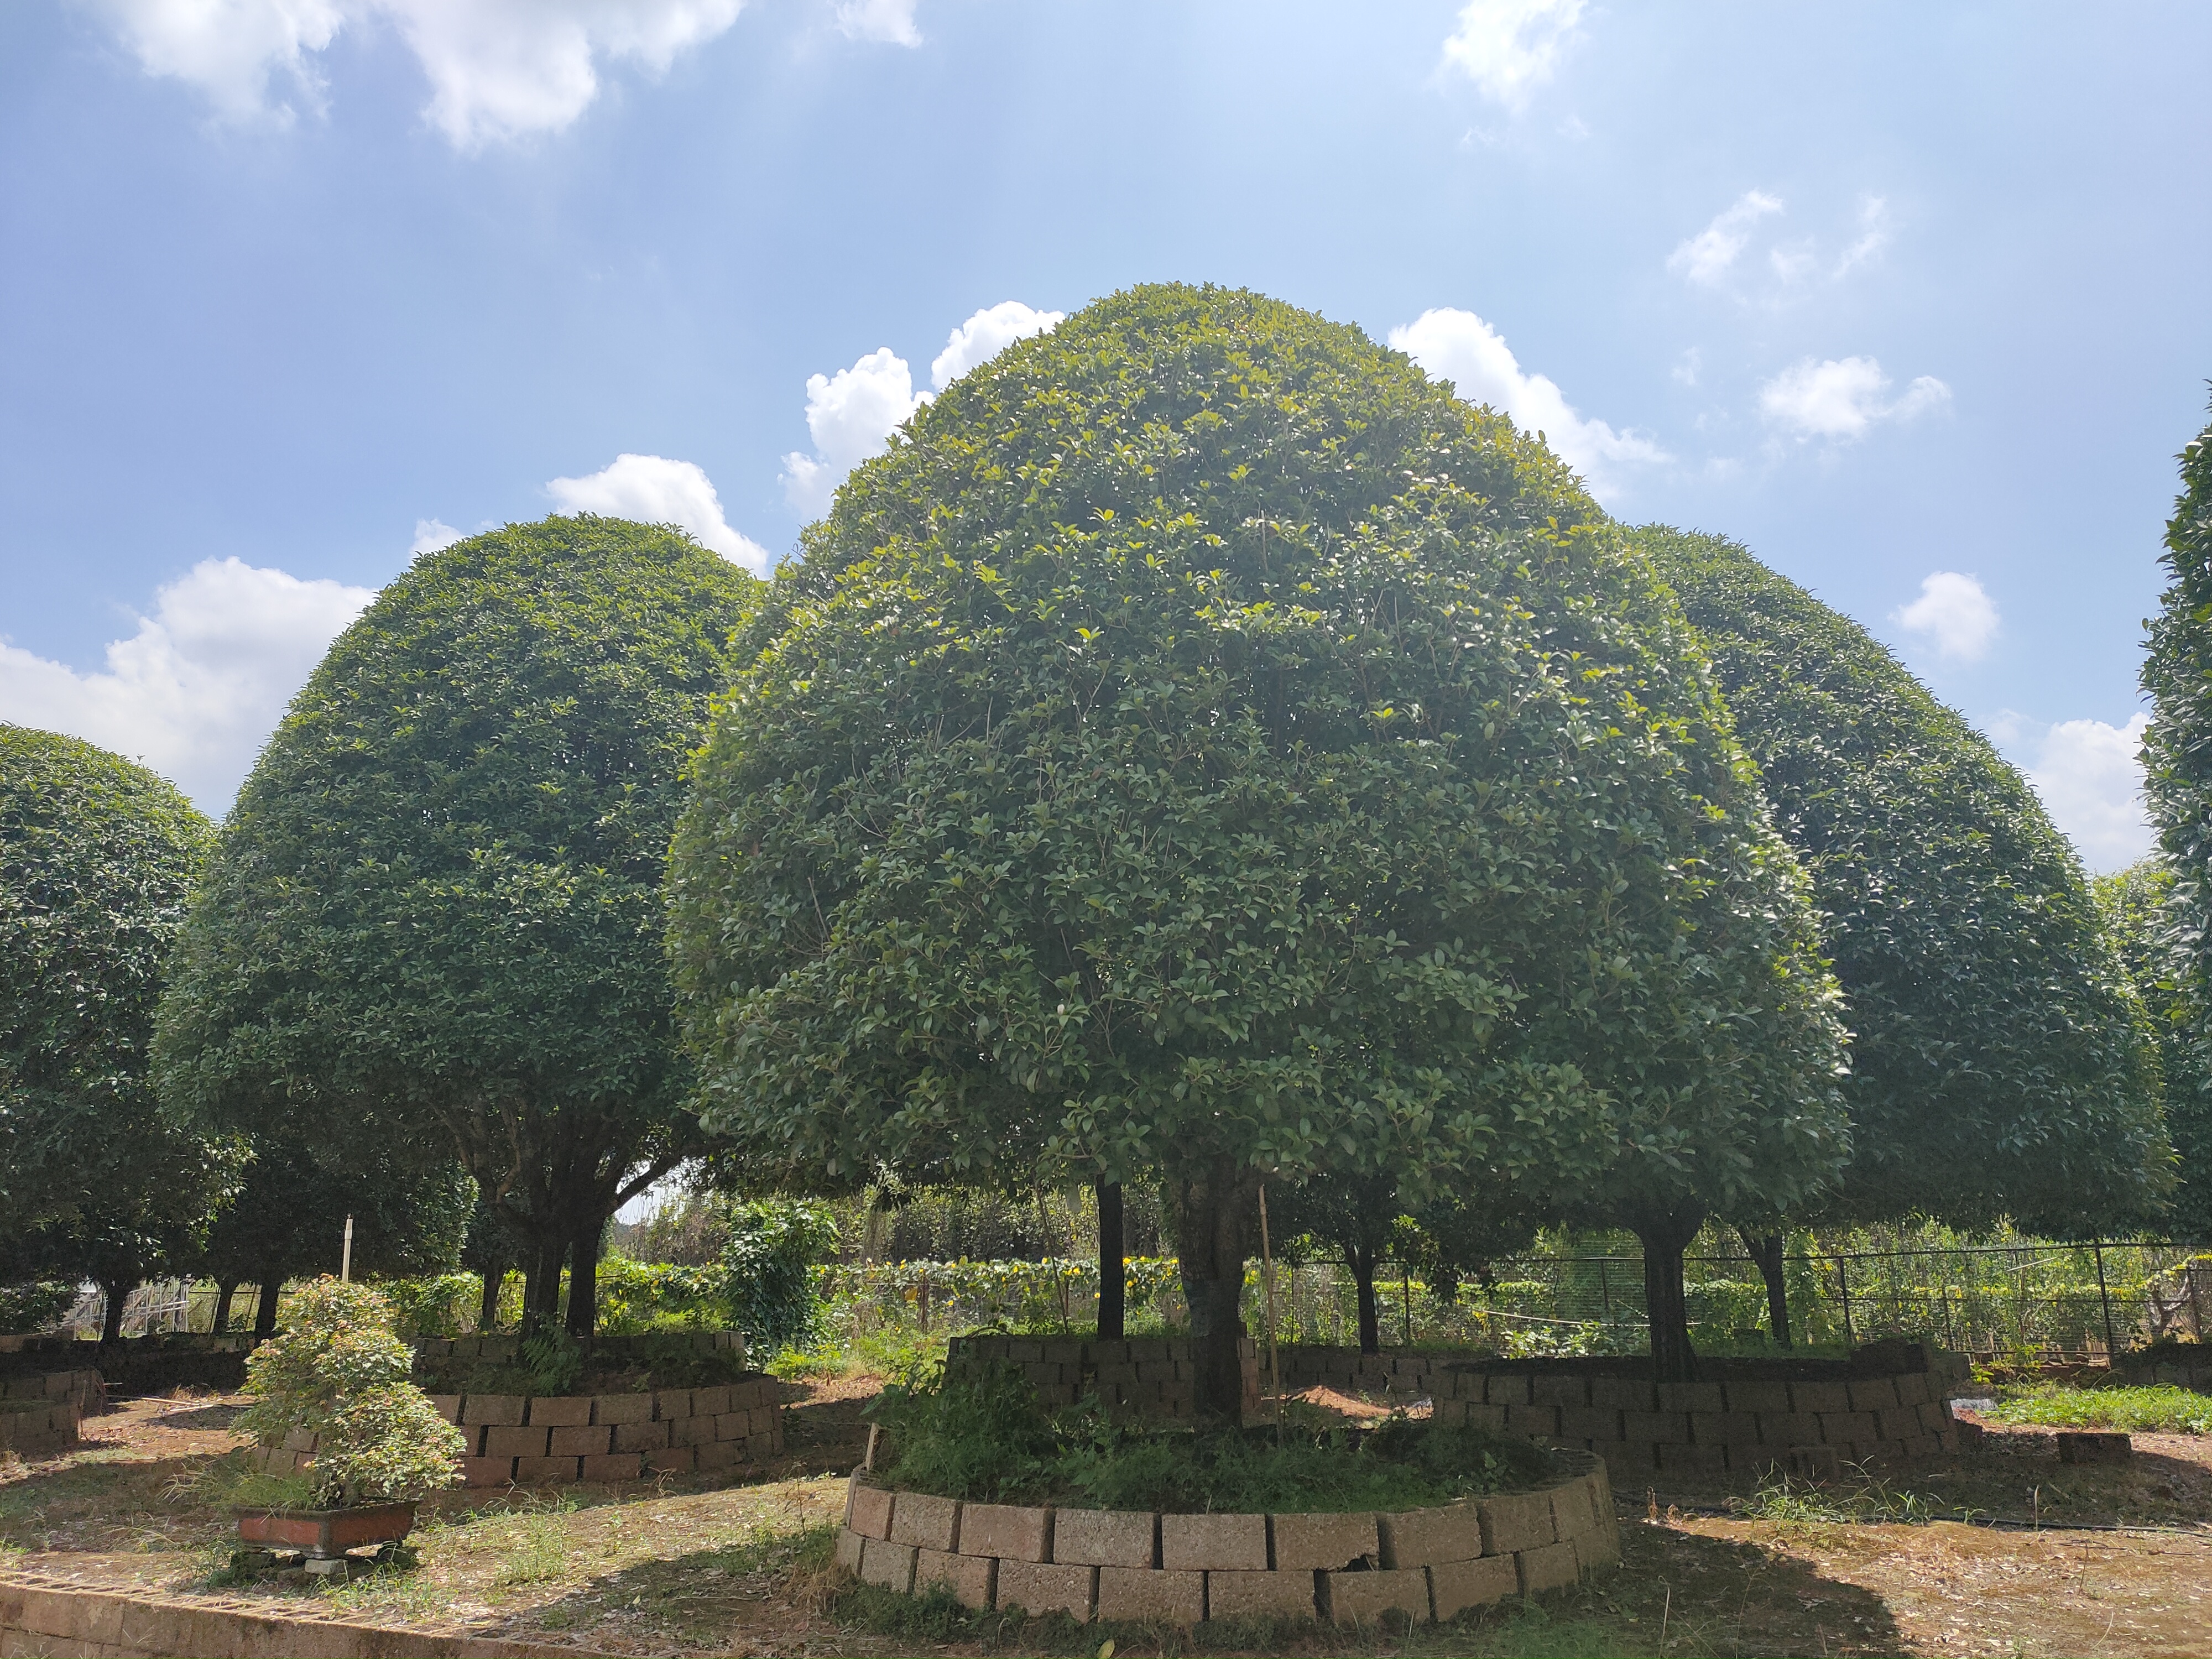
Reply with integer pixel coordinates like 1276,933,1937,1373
232,1276,464,1565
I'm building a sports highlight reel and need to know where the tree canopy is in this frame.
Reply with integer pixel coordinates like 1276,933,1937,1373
154,516,759,1333
2,726,227,1332
2141,401,2212,1240
1636,527,2168,1240
669,283,1849,1408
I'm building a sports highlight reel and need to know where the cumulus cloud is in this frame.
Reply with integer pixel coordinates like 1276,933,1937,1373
546,453,770,572
2012,712,2154,873
1759,356,1950,441
85,0,753,147
0,557,373,812
1388,307,1667,501
931,301,1063,391
1892,571,1998,662
410,518,463,556
779,348,922,519
1667,190,1784,287
832,0,920,46
1440,0,1585,106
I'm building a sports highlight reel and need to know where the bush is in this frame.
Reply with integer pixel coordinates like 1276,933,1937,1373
0,1282,77,1334
234,1277,464,1507
717,1199,839,1355
379,1274,477,1339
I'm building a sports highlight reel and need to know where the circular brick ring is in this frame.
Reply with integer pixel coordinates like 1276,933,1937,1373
834,1450,1619,1627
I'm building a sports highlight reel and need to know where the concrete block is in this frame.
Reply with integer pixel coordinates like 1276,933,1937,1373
1549,1479,1599,1543
514,1454,581,1483
1269,1511,1378,1572
1757,1411,1821,1447
1621,1410,1690,1444
1478,1489,1554,1555
583,1452,644,1481
1785,1444,1839,1479
613,1419,670,1453
1819,1411,1879,1445
890,1491,961,1552
1378,1503,1483,1568
462,1394,525,1426
527,1395,592,1426
692,1385,732,1416
916,1547,995,1609
1691,1411,1762,1446
1657,1443,1727,1476
1590,1376,1656,1411
959,1501,1050,1562
714,1412,750,1442
672,1416,716,1447
592,1392,653,1425
1792,1380,1851,1414
1604,1439,1660,1475
1530,1375,1589,1408
1723,1380,1792,1413
1323,1567,1431,1626
859,1536,916,1593
1430,1553,1519,1619
995,1559,1094,1620
1481,1373,1529,1405
1052,1507,1155,1567
1097,1564,1203,1623
836,1526,864,1574
1503,1404,1558,1438
1161,1511,1266,1572
644,1445,696,1475
1874,1407,1922,1443
1559,1406,1621,1443
849,1482,895,1540
460,1456,514,1487
1516,1538,1580,1594
550,1424,613,1457
1894,1373,1931,1406
654,1389,695,1421
696,1438,741,1469
427,1394,462,1425
1918,1400,1955,1432
1848,1378,1900,1413
2058,1431,2131,1464
1206,1567,1318,1621
482,1425,549,1459
1655,1382,1724,1414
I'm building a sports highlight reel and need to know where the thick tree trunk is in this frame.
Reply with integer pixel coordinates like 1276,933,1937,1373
1635,1207,1705,1383
1738,1225,1792,1349
478,1262,503,1333
100,1280,129,1344
212,1282,237,1337
1168,1157,1258,1425
1096,1181,1125,1341
523,1234,566,1335
253,1276,283,1341
1349,1244,1381,1355
565,1218,601,1339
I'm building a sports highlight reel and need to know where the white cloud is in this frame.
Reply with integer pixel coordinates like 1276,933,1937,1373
85,0,750,147
2015,712,2153,873
1389,307,1667,501
1759,356,1950,440
832,0,920,46
0,557,373,813
779,347,922,518
410,518,462,556
1667,190,1785,287
1834,194,1891,276
1892,571,1999,662
546,452,770,573
930,301,1064,391
1440,0,1584,106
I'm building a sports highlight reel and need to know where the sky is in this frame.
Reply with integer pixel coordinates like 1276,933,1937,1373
3,0,2209,873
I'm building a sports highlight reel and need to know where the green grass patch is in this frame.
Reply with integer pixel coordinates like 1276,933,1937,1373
1989,1383,2212,1434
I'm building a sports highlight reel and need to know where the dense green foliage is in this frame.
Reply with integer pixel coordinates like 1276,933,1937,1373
236,1278,465,1507
1989,1382,2212,1436
668,283,1850,1407
2141,405,2212,1241
870,1362,1552,1510
1637,528,2168,1237
154,518,760,1333
1,726,228,1321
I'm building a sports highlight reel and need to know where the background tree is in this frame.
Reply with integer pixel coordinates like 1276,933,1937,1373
155,518,759,1335
2095,860,2210,1242
669,283,1849,1412
2141,403,2212,1242
1269,1172,1411,1355
1639,526,2170,1342
2,726,229,1337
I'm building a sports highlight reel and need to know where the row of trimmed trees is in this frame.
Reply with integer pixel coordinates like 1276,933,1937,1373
7,286,2201,1397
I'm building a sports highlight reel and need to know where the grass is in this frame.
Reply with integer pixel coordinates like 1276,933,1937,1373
1725,1465,1961,1527
1987,1382,2212,1435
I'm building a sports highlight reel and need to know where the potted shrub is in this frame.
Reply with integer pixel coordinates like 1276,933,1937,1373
231,1277,465,1571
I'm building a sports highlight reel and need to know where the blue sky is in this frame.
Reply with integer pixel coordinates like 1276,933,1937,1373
3,1,2208,870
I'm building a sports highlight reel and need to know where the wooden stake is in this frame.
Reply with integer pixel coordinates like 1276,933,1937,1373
341,1214,354,1282
1258,1183,1283,1446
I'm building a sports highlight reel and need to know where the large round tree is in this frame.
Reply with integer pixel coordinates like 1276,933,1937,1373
2141,402,2212,1241
1637,526,2168,1332
155,517,759,1334
2,726,228,1335
670,284,1849,1409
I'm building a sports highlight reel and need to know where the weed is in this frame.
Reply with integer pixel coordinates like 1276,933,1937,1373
1988,1384,2212,1436
492,1511,572,1585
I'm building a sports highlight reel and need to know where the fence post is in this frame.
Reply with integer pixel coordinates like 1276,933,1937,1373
1402,1265,1412,1347
2093,1240,2116,1364
1838,1257,1855,1346
1598,1257,1612,1321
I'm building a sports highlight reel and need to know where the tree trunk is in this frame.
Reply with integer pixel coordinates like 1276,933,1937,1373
212,1282,237,1337
1168,1157,1258,1425
523,1234,566,1335
1738,1225,1792,1349
100,1279,129,1344
1096,1180,1125,1341
253,1276,283,1341
566,1217,601,1339
1635,1207,1705,1383
478,1262,503,1333
1349,1243,1381,1355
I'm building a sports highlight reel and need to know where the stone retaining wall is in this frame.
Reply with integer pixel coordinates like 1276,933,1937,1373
0,1572,573,1656
407,1329,744,1369
0,1373,102,1458
255,1378,785,1487
0,1339,245,1398
833,1453,1617,1626
1432,1347,1971,1478
944,1335,1260,1422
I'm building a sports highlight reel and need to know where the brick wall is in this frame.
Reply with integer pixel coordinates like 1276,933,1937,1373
0,1373,101,1457
945,1335,1260,1422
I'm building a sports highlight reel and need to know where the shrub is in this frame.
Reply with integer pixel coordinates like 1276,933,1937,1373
0,1282,77,1334
380,1274,477,1339
234,1277,464,1507
716,1200,839,1355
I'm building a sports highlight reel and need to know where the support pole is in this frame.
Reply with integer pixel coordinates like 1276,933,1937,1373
1402,1265,1412,1347
1838,1256,1855,1346
341,1214,354,1282
1258,1184,1283,1447
2093,1240,2116,1364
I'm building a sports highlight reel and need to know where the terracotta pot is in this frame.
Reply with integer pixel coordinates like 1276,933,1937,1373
235,1501,417,1558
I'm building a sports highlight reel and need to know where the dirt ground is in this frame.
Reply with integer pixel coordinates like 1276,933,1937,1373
2,1380,2208,1657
